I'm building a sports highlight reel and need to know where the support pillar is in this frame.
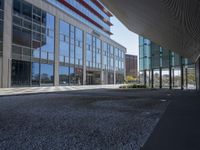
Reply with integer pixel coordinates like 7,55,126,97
54,16,59,86
172,68,175,88
195,57,200,90
83,31,87,85
2,0,12,88
169,66,172,89
159,67,162,89
0,57,2,88
181,57,184,90
185,68,188,89
151,69,154,88
144,70,147,86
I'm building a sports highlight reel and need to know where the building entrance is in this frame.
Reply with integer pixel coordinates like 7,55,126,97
86,71,101,85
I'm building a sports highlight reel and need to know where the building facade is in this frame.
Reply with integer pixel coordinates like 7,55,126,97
139,36,196,89
0,0,126,88
125,54,137,78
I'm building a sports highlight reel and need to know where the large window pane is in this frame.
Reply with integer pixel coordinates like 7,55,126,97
11,60,31,86
32,62,40,85
59,66,69,85
75,27,83,66
22,1,32,19
13,26,31,47
40,64,54,85
0,0,4,10
69,67,75,85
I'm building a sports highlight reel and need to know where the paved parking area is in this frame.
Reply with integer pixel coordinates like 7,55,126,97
0,89,171,150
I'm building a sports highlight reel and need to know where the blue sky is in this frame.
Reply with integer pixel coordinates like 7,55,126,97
110,16,139,56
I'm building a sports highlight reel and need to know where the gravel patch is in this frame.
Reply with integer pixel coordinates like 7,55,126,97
0,89,170,150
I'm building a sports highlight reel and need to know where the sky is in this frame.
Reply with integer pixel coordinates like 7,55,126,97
110,16,139,56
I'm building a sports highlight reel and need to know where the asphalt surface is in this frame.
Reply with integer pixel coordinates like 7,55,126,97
141,90,200,150
0,89,170,150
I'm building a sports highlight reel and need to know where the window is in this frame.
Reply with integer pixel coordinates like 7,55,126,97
0,0,4,10
13,0,21,14
40,64,54,84
59,20,70,63
11,60,31,86
13,26,31,47
75,27,83,66
0,20,3,41
32,62,40,85
22,1,32,19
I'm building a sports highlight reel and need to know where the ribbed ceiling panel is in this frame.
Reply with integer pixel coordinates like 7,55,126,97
100,0,200,62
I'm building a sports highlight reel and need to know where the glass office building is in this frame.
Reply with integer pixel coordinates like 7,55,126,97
0,0,126,88
139,36,196,89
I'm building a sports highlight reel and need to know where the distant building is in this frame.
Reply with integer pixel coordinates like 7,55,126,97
126,54,138,78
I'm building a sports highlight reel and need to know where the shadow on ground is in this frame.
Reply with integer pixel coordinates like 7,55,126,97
0,89,175,150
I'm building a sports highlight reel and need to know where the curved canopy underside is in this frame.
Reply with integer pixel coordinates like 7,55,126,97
100,0,200,62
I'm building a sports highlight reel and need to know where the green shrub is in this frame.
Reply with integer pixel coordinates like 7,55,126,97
119,84,147,89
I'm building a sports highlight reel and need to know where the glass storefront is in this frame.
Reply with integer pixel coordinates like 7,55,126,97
162,69,170,88
153,69,160,88
11,60,54,86
139,36,196,89
86,71,101,85
11,60,31,86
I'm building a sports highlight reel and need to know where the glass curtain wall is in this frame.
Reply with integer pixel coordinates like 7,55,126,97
75,27,83,85
59,20,69,85
59,19,83,85
12,0,55,86
139,36,196,89
186,65,196,89
153,69,160,88
86,33,102,85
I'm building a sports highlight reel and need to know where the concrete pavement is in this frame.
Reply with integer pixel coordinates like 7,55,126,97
0,85,122,96
141,90,200,150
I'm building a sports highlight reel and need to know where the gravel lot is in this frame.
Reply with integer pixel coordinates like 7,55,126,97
0,89,171,150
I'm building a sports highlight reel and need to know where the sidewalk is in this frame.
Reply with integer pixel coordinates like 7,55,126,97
141,90,200,150
0,84,121,96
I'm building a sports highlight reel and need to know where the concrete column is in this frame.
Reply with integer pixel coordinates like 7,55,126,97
181,63,184,90
100,39,104,85
185,68,188,89
144,70,147,86
151,69,154,88
54,16,59,86
159,67,162,89
113,54,116,84
172,68,175,88
0,57,2,88
195,57,200,90
123,52,126,83
83,31,87,85
169,66,172,89
2,0,12,88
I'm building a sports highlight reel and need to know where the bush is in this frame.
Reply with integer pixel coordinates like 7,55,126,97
119,84,147,89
